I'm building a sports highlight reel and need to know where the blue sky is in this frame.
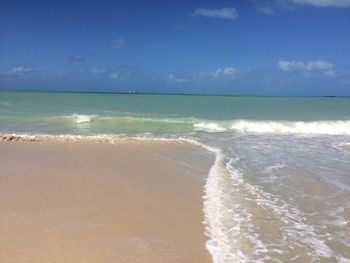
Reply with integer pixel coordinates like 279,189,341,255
1,0,350,95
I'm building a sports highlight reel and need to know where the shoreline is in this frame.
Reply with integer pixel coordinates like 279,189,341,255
0,133,202,145
0,140,214,262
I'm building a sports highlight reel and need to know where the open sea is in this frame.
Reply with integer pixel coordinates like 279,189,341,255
1,91,350,262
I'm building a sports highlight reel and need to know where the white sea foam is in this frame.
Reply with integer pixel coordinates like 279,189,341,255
0,133,122,143
230,120,350,135
67,114,98,123
338,142,350,151
226,159,337,261
264,162,288,173
202,146,244,262
51,114,350,136
194,122,227,132
60,114,196,126
0,133,203,146
190,141,257,262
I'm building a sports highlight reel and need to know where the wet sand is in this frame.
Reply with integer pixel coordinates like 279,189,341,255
0,141,213,262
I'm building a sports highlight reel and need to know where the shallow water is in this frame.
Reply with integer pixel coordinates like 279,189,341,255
1,91,350,262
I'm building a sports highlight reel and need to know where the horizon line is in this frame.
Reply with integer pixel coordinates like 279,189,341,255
0,88,348,98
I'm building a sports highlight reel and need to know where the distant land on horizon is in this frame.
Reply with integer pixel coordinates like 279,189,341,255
1,88,348,98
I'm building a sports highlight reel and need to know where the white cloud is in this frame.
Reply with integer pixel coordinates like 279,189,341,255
168,75,190,83
255,0,295,14
293,0,350,7
110,73,119,79
0,66,33,77
10,67,33,74
191,7,239,20
256,5,276,14
306,60,333,71
278,60,306,71
168,67,244,84
324,70,336,76
255,0,350,14
204,67,243,77
90,68,106,74
278,59,335,75
111,38,126,48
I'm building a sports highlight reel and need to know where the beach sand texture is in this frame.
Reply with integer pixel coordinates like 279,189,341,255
0,141,213,263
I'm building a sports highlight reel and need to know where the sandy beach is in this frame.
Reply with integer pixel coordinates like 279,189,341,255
0,140,213,262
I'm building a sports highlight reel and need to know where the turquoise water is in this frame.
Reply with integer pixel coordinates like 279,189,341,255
1,91,350,262
1,91,350,135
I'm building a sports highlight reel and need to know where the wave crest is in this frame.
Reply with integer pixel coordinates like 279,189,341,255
67,114,98,123
230,120,350,135
37,114,350,135
194,122,226,132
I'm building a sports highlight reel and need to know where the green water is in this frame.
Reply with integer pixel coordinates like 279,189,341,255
1,91,350,135
1,91,350,119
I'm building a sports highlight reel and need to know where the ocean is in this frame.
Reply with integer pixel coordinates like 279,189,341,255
1,91,350,262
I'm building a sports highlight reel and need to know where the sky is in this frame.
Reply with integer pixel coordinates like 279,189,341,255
1,0,350,96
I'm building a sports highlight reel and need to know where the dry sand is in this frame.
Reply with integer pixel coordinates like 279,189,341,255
0,141,214,263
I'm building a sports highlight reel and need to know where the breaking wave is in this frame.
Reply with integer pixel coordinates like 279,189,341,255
59,114,350,135
194,122,226,132
230,120,350,135
67,114,98,123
